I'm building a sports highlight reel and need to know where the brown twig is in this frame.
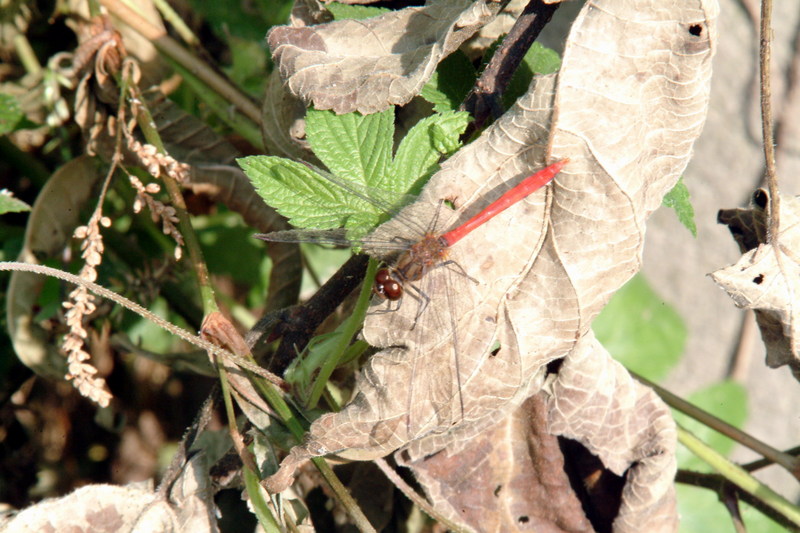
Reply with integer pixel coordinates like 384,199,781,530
759,0,780,242
461,0,559,131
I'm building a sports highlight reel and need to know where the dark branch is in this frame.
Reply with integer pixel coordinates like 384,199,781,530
246,254,369,374
462,0,559,132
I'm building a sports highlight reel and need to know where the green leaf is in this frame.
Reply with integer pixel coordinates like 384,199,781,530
225,36,268,96
186,0,291,41
420,51,477,113
392,111,470,196
195,211,264,283
663,178,697,237
0,93,26,135
593,273,686,381
504,42,562,106
0,190,31,214
327,2,389,20
305,107,394,192
238,155,384,236
674,381,748,473
678,484,785,533
521,41,562,75
242,107,463,242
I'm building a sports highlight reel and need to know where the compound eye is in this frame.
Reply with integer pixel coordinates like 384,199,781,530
374,269,403,301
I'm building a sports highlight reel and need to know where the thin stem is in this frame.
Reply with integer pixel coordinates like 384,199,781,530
635,373,800,479
99,0,262,146
0,262,285,386
13,34,41,75
676,469,796,530
462,0,558,130
310,457,377,533
678,425,800,527
374,458,469,532
151,0,200,47
759,0,780,241
306,258,378,409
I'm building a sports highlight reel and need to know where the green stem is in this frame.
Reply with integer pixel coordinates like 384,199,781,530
311,456,377,533
128,81,218,314
306,258,377,409
151,0,199,46
636,373,800,477
678,424,800,526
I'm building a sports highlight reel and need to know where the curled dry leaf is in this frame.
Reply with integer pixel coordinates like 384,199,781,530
0,454,217,533
267,0,717,530
713,191,800,380
268,0,503,114
260,69,318,162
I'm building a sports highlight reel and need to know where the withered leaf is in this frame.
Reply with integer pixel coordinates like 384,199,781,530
266,0,718,530
0,454,217,533
268,0,503,114
713,192,800,380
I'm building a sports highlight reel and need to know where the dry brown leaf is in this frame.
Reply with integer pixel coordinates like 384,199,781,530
0,454,217,533
544,333,678,533
267,0,717,530
713,192,800,380
401,394,595,533
268,0,503,114
260,69,318,162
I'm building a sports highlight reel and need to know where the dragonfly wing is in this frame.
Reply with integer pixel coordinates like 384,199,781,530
254,229,353,246
255,229,417,254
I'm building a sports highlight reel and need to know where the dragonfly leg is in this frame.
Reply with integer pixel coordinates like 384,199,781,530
440,259,479,285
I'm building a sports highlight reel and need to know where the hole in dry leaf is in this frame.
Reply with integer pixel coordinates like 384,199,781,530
443,197,458,210
688,24,703,36
546,358,564,375
494,485,502,496
490,340,501,357
753,274,764,284
518,515,530,524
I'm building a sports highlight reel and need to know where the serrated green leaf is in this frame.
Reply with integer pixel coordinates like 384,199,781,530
0,93,26,135
305,107,394,191
674,381,748,473
420,51,477,113
238,155,383,235
593,273,686,381
327,2,389,20
392,111,470,196
663,178,697,237
0,190,31,214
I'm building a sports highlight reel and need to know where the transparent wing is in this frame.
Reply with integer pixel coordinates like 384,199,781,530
255,229,414,252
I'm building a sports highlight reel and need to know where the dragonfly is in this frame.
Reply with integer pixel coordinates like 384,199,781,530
256,159,569,315
258,158,569,436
